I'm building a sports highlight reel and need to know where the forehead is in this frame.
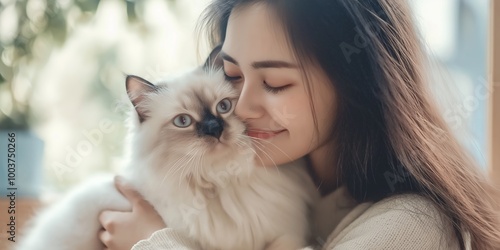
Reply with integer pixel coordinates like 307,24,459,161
161,71,237,113
223,3,296,65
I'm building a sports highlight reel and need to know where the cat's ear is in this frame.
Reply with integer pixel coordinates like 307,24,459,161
202,45,223,72
126,75,157,123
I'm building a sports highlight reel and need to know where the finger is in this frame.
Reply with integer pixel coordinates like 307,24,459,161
114,175,143,204
98,229,111,248
99,210,119,232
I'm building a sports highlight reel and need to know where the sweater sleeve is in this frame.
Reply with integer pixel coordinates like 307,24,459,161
131,228,314,250
324,194,460,250
131,228,201,250
131,228,317,250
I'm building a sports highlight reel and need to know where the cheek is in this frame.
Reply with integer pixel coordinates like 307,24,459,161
163,129,198,150
309,96,336,147
272,94,315,131
279,91,334,147
223,116,246,138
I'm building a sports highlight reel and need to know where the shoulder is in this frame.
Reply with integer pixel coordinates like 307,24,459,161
323,193,461,250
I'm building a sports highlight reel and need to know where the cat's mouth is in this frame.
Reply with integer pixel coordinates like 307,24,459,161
204,132,232,148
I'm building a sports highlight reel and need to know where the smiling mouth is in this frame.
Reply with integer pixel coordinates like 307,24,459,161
246,129,286,139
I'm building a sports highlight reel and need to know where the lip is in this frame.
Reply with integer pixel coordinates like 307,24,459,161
246,129,286,139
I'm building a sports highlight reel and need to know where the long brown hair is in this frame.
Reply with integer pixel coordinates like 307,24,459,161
198,0,500,249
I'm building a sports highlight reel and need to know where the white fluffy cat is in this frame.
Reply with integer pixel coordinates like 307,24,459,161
16,53,319,250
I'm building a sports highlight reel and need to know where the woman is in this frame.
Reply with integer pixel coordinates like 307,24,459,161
98,0,500,249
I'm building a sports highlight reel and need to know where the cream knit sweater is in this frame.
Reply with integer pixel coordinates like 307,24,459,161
132,186,468,250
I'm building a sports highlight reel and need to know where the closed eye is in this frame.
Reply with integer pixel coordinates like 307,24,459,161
223,72,242,82
263,81,290,94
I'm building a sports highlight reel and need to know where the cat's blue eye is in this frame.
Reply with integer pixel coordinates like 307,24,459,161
216,98,232,114
173,114,193,128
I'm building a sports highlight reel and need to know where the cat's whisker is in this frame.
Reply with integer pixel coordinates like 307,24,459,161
161,158,186,186
165,143,196,175
235,137,269,171
162,146,199,184
234,137,259,160
177,148,202,189
188,148,205,185
234,137,249,148
181,150,204,195
164,146,196,177
162,146,199,186
250,141,276,166
234,139,259,163
198,149,207,177
236,137,273,175
192,149,207,193
175,155,196,189
248,136,294,163
248,139,281,177
22,66,316,250
163,157,184,183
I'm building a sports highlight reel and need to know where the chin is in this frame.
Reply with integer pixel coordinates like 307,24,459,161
205,141,237,161
252,154,273,168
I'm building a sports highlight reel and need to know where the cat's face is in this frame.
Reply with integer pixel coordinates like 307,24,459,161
126,68,254,182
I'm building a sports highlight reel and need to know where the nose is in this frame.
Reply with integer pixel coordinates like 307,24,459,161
234,80,262,120
198,114,224,139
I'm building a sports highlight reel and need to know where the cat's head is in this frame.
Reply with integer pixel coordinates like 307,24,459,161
125,58,254,184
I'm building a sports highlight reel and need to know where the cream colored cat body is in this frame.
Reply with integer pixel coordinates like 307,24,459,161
16,67,318,250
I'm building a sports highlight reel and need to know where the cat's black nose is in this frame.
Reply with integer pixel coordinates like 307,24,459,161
198,117,224,139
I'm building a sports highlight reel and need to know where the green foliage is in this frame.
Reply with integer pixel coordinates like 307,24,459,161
0,0,141,130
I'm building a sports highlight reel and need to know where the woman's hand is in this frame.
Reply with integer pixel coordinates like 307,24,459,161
98,176,167,250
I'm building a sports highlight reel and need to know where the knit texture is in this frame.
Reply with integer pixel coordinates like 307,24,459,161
322,192,462,249
132,228,201,249
132,186,465,250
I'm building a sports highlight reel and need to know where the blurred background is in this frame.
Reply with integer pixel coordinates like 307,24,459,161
0,0,492,198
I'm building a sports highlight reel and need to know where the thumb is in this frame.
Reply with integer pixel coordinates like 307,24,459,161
114,175,143,204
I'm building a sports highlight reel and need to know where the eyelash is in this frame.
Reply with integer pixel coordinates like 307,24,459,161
263,81,288,94
223,73,289,94
223,73,241,82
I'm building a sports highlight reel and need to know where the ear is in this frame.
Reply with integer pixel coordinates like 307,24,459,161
203,45,223,71
126,75,157,123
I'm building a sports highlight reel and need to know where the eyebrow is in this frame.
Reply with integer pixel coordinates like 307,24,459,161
220,51,297,69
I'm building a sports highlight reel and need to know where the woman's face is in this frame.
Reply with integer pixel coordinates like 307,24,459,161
221,3,337,167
